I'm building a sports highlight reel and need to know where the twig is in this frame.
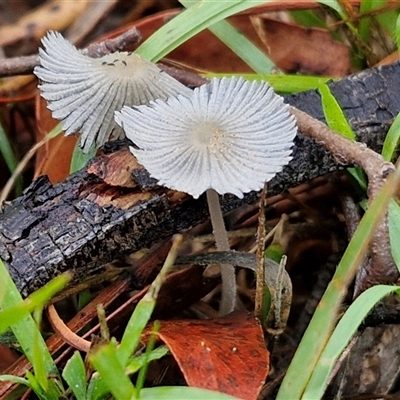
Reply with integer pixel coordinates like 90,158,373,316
290,106,398,292
0,27,141,78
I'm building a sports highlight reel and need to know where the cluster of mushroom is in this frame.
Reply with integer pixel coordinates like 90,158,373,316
34,32,297,315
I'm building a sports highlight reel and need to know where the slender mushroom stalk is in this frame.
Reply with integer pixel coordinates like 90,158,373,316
116,77,297,315
206,188,236,314
33,31,191,153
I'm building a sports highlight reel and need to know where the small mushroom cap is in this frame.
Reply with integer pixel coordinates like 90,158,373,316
115,77,297,199
34,31,191,153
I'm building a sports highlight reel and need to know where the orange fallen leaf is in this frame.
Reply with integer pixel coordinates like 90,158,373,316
34,94,76,183
155,312,269,400
252,17,350,76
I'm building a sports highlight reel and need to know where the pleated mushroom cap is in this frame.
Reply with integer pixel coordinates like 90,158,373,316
34,31,191,153
115,77,297,199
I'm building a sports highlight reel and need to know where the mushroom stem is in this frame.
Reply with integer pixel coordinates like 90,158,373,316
206,188,236,315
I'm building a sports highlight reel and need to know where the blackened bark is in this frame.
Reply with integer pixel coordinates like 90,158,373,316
1,62,400,296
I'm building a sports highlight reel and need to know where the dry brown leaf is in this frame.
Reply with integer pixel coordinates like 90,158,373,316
252,17,350,76
156,312,269,400
0,0,89,47
34,94,76,183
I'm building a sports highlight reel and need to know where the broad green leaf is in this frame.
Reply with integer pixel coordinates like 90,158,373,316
62,351,87,400
304,285,400,398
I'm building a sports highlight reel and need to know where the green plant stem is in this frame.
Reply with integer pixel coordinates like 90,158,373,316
206,189,235,315
277,161,400,399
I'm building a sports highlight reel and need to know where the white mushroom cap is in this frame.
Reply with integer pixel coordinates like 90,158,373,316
34,31,191,153
115,77,297,199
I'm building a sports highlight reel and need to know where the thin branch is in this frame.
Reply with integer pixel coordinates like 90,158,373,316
290,106,398,292
0,27,141,78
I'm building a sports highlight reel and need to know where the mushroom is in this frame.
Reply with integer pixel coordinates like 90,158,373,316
34,31,191,153
115,76,297,315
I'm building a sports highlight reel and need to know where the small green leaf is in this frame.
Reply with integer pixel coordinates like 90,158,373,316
318,84,356,140
62,351,88,400
126,346,169,375
70,141,97,173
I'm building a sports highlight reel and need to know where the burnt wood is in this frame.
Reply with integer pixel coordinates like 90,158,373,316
1,62,400,296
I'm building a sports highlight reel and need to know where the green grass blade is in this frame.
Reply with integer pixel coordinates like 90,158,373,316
135,0,272,62
87,375,109,400
139,387,239,400
317,1,345,18
382,111,400,162
277,162,400,399
205,73,334,93
0,272,72,333
359,0,377,42
303,285,399,398
389,200,400,272
179,0,275,73
0,375,30,386
62,351,88,400
0,120,23,195
90,342,136,400
290,10,326,28
117,235,182,366
117,298,156,367
0,259,66,392
135,321,160,395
